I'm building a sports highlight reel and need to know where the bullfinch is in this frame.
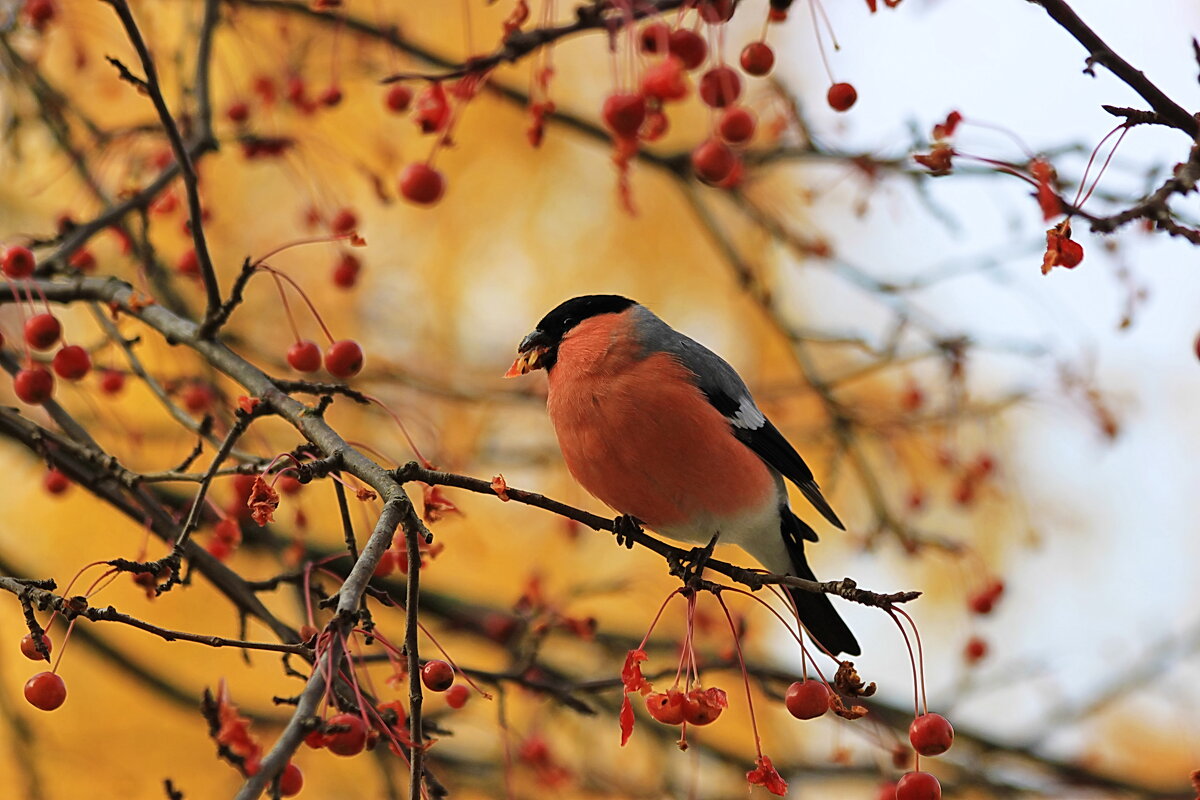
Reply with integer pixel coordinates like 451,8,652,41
506,295,860,657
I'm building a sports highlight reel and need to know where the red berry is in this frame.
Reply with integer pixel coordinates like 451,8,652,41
668,29,707,70
99,368,126,395
324,339,364,379
226,101,250,123
20,633,52,660
287,340,322,373
640,58,688,102
602,93,647,139
373,550,396,578
398,163,446,205
969,579,1005,615
445,684,470,709
330,208,357,235
785,679,830,720
896,771,941,800
645,690,686,725
699,66,741,108
421,660,454,692
318,85,343,107
1194,331,1200,361
3,246,36,278
909,713,954,756
681,688,724,725
14,367,54,404
278,762,303,797
740,41,776,76
177,248,200,276
68,248,95,272
24,313,62,350
181,382,216,413
23,0,57,30
332,253,361,288
876,782,899,800
385,84,413,113
277,474,302,495
827,82,858,112
717,106,756,144
963,635,988,664
214,519,242,546
52,345,91,380
43,468,70,495
325,712,367,756
24,671,66,711
639,22,670,53
691,139,736,183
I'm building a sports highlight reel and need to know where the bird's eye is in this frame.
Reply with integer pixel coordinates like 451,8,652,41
562,317,577,329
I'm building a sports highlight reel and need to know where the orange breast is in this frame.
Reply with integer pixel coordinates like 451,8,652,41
546,313,775,529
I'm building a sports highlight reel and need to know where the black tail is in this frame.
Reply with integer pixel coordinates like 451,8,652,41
782,509,861,657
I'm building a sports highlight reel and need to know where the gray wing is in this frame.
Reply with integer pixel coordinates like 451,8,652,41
636,308,845,531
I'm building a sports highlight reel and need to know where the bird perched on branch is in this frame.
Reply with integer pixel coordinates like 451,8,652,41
505,295,859,657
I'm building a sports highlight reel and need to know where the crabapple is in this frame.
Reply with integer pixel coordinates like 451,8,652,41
24,671,66,711
421,660,454,692
827,82,858,111
385,84,413,112
24,313,62,350
332,253,361,288
325,713,367,756
398,163,446,205
740,42,775,76
785,679,831,720
14,367,54,404
43,469,70,495
52,345,91,380
602,93,647,139
324,339,364,378
691,139,736,183
278,762,303,796
896,771,941,800
287,340,322,373
99,368,126,395
668,29,707,70
909,713,954,756
2,245,36,278
699,66,741,108
645,690,685,725
718,107,756,144
445,684,470,709
20,633,52,660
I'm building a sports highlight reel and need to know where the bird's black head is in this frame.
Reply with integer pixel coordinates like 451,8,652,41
505,294,637,376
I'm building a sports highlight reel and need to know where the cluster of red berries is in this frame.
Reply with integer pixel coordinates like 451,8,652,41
286,338,363,379
378,82,447,205
644,686,727,726
888,713,954,799
596,5,857,189
4,247,102,404
20,632,66,711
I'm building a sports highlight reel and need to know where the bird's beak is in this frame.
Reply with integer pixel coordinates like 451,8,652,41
504,330,550,378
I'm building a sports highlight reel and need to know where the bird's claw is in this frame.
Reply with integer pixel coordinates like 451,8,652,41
676,532,719,587
613,514,641,549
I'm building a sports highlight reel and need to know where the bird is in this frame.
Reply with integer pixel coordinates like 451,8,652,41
505,294,860,657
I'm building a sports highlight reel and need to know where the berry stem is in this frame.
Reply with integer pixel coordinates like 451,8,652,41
714,592,765,759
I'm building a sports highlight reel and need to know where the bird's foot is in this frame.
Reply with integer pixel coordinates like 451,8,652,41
675,532,720,587
613,514,642,549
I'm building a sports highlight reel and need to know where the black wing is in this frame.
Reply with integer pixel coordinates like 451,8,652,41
656,328,845,531
708,388,845,531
